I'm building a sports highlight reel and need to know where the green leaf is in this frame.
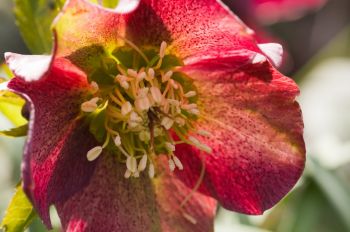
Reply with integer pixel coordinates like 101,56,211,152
1,184,37,232
0,91,27,126
13,0,62,54
0,124,28,137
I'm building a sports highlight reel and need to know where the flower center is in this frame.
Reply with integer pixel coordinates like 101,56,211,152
80,41,211,178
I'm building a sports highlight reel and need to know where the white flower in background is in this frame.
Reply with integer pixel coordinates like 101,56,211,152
300,58,350,169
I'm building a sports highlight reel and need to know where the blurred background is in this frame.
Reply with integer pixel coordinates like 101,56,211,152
1,0,350,231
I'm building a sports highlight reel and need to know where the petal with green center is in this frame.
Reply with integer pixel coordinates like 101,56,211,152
174,60,305,214
6,57,97,228
56,155,216,232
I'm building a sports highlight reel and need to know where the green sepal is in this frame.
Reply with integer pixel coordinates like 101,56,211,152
0,183,37,232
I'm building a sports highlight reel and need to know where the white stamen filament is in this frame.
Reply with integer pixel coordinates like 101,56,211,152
87,146,103,161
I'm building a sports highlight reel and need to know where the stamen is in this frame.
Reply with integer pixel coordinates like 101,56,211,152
149,163,155,178
148,68,155,79
159,41,167,58
90,81,99,94
184,91,196,98
81,97,99,112
114,134,122,146
127,69,138,78
139,130,150,142
165,142,175,152
121,101,132,115
168,158,176,171
173,155,183,170
161,117,174,130
124,169,132,179
162,70,173,82
138,153,148,171
126,156,137,172
150,86,163,104
87,146,103,161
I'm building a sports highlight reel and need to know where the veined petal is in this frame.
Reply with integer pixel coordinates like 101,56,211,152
175,60,305,214
56,155,216,232
7,57,97,228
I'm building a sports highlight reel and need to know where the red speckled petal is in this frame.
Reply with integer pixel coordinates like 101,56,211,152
7,57,97,228
56,155,216,232
125,0,260,62
53,0,261,70
174,60,305,214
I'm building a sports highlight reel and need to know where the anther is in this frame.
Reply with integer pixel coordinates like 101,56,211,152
121,101,132,115
149,163,155,178
162,70,173,82
124,169,132,179
138,154,148,171
148,68,155,79
165,142,175,152
114,135,122,146
87,146,103,161
161,117,174,130
81,97,99,112
150,86,163,104
173,155,183,170
184,91,196,98
127,69,138,78
126,156,137,173
90,81,99,94
159,41,167,58
168,158,176,171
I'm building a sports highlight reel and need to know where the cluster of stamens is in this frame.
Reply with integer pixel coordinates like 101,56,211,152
80,41,212,179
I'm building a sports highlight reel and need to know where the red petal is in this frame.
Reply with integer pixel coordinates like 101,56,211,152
126,0,260,62
7,57,97,228
56,155,216,232
175,60,305,214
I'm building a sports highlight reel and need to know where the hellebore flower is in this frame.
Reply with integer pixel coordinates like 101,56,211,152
2,0,305,231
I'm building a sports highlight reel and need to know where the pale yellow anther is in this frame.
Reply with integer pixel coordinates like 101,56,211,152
197,130,213,137
148,68,155,78
127,69,138,78
114,135,121,146
120,81,130,90
167,99,180,106
175,117,186,126
169,79,178,89
168,158,176,171
138,154,148,171
165,142,175,152
124,169,132,179
137,71,146,81
121,101,132,115
133,171,140,178
184,91,196,98
139,130,150,142
159,41,167,58
150,86,163,104
161,117,174,130
90,81,99,94
162,70,173,82
128,111,143,128
126,156,137,173
182,103,197,110
149,163,155,178
189,108,200,115
173,155,183,170
81,97,99,112
87,146,103,161
135,96,151,112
